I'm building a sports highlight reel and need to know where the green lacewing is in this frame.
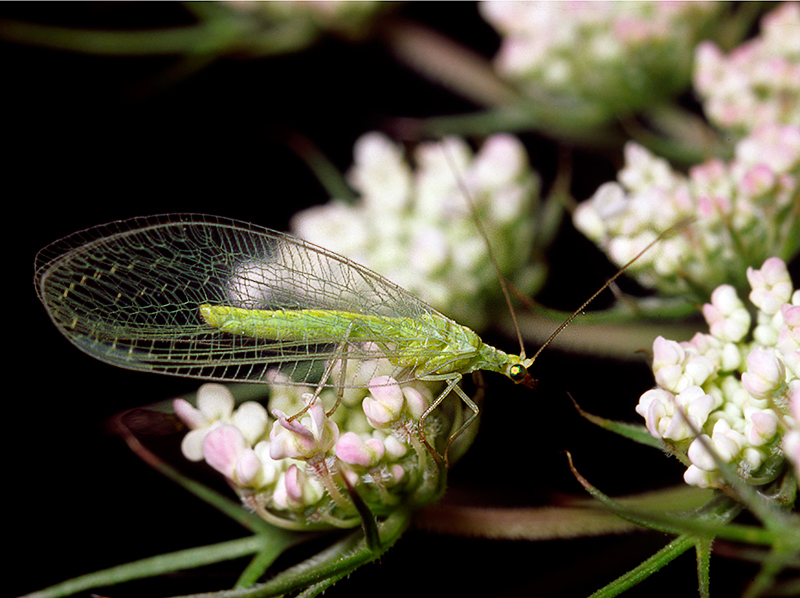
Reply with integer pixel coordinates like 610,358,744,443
33,214,538,454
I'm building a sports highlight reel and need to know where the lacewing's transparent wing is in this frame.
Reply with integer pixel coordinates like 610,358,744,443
34,214,452,387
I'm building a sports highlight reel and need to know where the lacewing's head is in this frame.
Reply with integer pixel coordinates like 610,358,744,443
506,357,536,389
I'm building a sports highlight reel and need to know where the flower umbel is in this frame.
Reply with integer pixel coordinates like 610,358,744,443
636,257,799,488
694,2,800,134
481,1,723,121
574,125,800,300
173,351,469,529
291,132,542,331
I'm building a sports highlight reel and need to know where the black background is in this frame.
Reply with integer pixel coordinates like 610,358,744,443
9,3,780,597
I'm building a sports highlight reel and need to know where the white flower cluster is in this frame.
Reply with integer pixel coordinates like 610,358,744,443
480,1,722,117
291,132,541,331
636,257,799,488
173,353,470,529
573,124,800,298
694,2,800,134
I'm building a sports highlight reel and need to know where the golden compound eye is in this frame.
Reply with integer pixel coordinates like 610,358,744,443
508,364,528,382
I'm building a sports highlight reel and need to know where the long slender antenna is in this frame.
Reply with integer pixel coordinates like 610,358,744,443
527,216,694,364
442,145,528,359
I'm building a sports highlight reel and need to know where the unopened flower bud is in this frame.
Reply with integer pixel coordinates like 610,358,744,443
742,349,786,400
363,376,406,428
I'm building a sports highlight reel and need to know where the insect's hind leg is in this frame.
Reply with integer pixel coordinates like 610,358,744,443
444,371,485,465
418,373,481,467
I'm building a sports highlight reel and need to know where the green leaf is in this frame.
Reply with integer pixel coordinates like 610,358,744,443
588,535,696,598
569,397,665,451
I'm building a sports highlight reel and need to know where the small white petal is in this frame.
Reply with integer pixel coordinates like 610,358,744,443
197,384,235,420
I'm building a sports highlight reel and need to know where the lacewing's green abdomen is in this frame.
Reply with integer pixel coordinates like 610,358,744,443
198,304,527,379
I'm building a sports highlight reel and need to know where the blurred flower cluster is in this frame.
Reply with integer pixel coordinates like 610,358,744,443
173,350,472,529
636,257,799,489
291,132,541,331
694,2,800,134
480,1,722,120
227,0,386,42
573,123,800,299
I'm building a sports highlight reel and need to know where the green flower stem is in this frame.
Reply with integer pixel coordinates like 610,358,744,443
715,1,769,50
623,103,731,166
19,536,277,598
175,508,413,598
381,18,519,109
413,104,625,147
696,537,712,598
0,9,320,58
744,532,800,598
283,134,357,203
0,18,245,55
235,539,298,590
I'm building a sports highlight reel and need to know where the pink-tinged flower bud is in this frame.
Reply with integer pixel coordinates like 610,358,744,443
636,388,674,440
790,381,800,421
747,257,793,315
693,41,723,92
363,376,406,428
203,425,247,479
684,354,716,388
702,285,751,341
678,386,716,430
402,386,431,420
652,337,694,392
742,348,786,399
383,434,408,460
283,465,304,504
683,464,716,488
637,385,716,442
273,465,324,510
745,409,778,446
712,420,746,463
388,464,405,484
652,336,685,369
269,401,339,461
175,389,269,463
782,382,800,468
741,448,765,474
783,302,800,330
654,364,687,393
740,164,776,198
688,419,746,475
234,448,262,487
783,431,800,469
687,434,717,471
335,432,385,467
